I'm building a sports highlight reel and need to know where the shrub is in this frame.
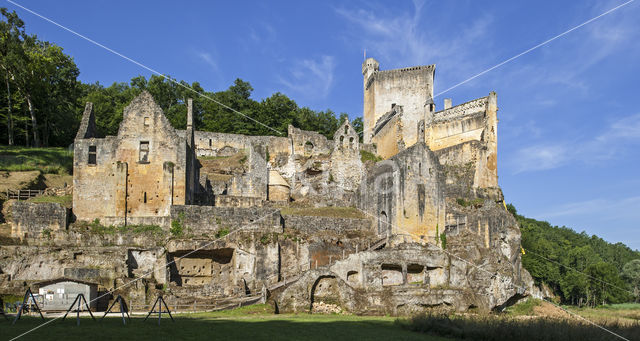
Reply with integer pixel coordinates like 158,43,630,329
216,227,230,239
440,233,447,249
360,150,382,163
170,219,183,237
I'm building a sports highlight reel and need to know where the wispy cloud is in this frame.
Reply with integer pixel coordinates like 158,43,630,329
279,55,335,100
538,196,640,222
511,113,640,173
196,51,218,72
334,0,494,82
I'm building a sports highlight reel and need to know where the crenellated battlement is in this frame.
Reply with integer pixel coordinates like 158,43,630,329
432,96,488,123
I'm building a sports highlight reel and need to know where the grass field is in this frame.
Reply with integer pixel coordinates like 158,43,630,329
0,146,73,175
565,303,640,325
27,194,73,208
2,309,449,341
4,301,640,340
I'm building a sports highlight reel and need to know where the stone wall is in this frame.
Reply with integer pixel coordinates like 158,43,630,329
283,215,372,234
214,195,263,208
170,205,282,234
10,202,68,239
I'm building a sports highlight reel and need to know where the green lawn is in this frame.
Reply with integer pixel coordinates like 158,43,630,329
3,312,449,341
0,146,73,174
27,194,73,208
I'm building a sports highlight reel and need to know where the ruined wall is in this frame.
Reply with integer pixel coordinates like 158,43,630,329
10,202,68,239
288,125,332,157
429,99,487,150
330,120,364,192
114,92,188,221
73,136,121,222
74,91,191,225
429,92,499,195
215,195,264,208
359,143,446,241
370,110,403,160
363,58,435,147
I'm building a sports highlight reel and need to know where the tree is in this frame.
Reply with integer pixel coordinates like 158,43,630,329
622,259,640,302
0,8,27,145
585,262,629,306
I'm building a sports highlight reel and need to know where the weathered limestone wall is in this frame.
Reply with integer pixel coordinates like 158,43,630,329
10,202,68,239
359,143,446,241
371,111,403,160
191,131,290,160
73,136,121,222
330,120,364,192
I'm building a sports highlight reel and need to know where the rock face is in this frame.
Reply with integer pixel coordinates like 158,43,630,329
274,202,532,314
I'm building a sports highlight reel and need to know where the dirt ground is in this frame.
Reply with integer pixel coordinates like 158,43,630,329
533,300,573,319
0,171,43,194
0,171,72,195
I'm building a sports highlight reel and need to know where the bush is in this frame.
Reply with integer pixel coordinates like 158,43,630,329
216,227,230,239
170,219,183,237
456,198,484,208
360,150,382,163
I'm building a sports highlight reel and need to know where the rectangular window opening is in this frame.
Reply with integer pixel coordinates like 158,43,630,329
88,146,97,165
144,117,150,126
139,141,150,163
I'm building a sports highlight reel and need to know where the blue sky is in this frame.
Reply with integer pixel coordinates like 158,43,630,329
8,1,640,249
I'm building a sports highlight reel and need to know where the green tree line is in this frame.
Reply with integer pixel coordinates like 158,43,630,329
507,204,640,306
0,9,362,147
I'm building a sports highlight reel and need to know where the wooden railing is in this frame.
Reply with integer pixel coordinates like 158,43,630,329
6,189,44,200
129,295,262,313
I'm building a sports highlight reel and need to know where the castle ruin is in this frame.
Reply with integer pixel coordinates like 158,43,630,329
1,58,534,314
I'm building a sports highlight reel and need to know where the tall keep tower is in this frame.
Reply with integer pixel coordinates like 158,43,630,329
362,58,435,147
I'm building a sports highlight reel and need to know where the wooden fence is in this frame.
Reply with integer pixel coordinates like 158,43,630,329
6,189,44,200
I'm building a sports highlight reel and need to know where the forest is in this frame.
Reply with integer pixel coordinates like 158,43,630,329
0,8,361,148
508,204,640,306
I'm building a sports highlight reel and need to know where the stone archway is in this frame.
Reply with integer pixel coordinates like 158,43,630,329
309,275,340,313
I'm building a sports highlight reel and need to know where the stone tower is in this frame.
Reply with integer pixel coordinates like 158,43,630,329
362,58,435,147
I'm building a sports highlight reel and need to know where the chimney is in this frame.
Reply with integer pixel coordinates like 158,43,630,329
187,98,193,128
444,98,452,110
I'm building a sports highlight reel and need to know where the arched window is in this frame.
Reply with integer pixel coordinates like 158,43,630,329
349,137,354,148
304,141,314,154
344,125,348,134
339,135,344,146
378,211,388,235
